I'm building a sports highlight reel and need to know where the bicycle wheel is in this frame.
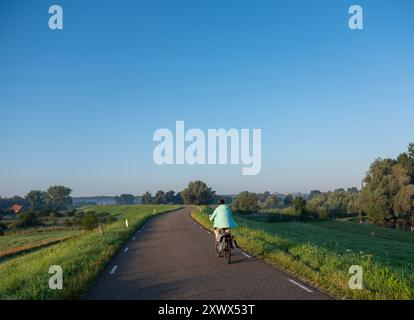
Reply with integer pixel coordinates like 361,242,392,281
215,242,222,257
224,240,232,264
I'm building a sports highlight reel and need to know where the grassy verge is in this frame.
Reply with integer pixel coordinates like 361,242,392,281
0,229,82,257
0,205,179,299
192,207,414,300
0,234,81,260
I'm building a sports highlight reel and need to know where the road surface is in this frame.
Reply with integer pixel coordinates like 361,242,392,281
84,208,331,300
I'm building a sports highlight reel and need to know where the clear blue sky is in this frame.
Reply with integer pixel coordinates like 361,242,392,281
1,0,413,197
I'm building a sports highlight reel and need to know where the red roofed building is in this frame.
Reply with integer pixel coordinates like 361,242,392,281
11,204,23,214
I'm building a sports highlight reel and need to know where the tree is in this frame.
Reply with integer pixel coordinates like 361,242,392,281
259,191,271,203
293,196,307,213
309,190,322,200
115,194,135,205
347,187,359,193
394,184,414,219
306,189,359,220
181,181,215,205
264,194,279,209
326,190,348,216
81,212,98,231
283,194,293,206
153,190,166,204
165,190,176,204
142,192,153,204
232,191,259,213
357,158,412,225
397,143,414,183
173,192,184,204
45,186,72,210
26,190,46,211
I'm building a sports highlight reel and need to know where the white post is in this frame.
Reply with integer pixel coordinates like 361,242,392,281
125,219,129,228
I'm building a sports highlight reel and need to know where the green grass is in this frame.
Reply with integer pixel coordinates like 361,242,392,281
0,205,179,299
0,229,82,254
192,207,414,300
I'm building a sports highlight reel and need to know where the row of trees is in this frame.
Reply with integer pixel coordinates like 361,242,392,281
142,190,184,205
358,143,414,228
141,180,218,205
232,144,414,229
0,186,73,214
306,188,359,220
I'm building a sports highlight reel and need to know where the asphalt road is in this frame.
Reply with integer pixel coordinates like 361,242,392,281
84,208,331,300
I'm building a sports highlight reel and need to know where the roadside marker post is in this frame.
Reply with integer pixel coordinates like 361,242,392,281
99,225,104,236
125,219,129,228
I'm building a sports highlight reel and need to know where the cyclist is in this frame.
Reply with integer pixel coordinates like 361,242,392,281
209,199,237,243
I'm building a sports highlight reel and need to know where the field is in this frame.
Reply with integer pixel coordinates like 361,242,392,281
0,205,179,299
0,228,83,259
192,207,414,300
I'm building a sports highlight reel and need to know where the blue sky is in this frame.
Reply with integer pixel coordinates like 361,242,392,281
1,0,413,196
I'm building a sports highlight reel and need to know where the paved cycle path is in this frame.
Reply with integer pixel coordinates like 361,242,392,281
84,207,331,299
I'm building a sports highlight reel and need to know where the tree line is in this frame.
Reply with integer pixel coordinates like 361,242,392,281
2,143,413,231
231,144,414,230
0,185,73,215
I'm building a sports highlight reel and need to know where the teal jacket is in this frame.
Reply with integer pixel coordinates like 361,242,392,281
209,205,237,229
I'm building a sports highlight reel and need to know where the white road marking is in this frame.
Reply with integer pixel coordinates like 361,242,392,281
207,231,212,235
110,265,118,274
241,252,252,259
288,279,314,293
124,247,129,252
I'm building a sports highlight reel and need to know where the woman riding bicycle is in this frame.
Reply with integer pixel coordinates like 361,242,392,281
209,199,237,242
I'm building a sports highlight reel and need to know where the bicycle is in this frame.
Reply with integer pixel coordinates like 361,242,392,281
214,229,234,264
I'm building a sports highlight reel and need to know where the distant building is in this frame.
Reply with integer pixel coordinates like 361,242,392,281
11,204,23,214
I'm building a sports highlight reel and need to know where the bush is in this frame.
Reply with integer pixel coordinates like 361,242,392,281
232,191,259,213
48,212,58,224
63,218,73,228
0,220,7,235
16,211,41,227
81,212,98,231
96,212,116,224
73,211,85,226
66,209,76,217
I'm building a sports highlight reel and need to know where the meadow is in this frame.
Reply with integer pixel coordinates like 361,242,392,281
192,207,414,300
0,205,179,299
0,228,82,260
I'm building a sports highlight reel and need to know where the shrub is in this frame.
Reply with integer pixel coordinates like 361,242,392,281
16,211,41,227
0,220,7,235
232,191,259,213
98,212,116,224
63,218,73,228
73,211,85,226
48,212,58,224
81,212,98,231
66,209,76,217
